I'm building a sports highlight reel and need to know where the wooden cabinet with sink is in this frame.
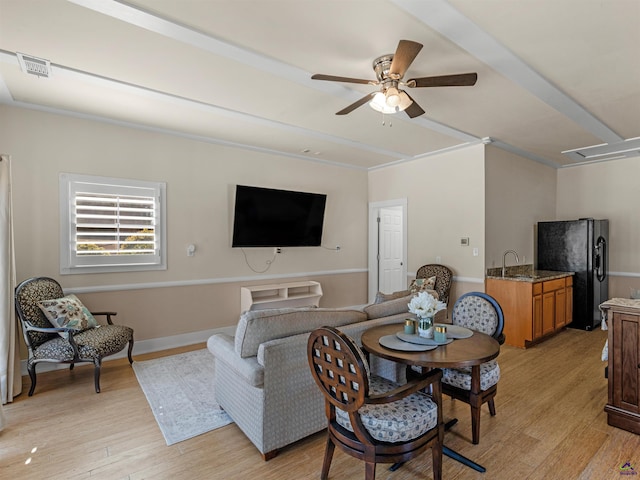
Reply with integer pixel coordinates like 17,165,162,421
486,273,573,348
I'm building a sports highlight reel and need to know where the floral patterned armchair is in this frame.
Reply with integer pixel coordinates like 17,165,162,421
15,277,134,396
441,292,504,444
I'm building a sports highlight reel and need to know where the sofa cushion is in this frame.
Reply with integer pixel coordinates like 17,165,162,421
363,294,415,320
374,290,411,303
235,307,367,358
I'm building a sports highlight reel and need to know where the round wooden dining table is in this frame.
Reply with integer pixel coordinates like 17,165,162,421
361,323,500,369
361,322,501,473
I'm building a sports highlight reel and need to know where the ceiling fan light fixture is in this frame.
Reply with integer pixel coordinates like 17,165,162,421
369,92,395,114
397,91,412,111
369,90,412,114
385,86,401,107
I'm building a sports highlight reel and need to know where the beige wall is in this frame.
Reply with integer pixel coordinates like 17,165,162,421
556,156,640,298
367,144,558,308
1,105,369,350
368,144,486,281
5,102,639,354
485,145,557,269
76,271,367,341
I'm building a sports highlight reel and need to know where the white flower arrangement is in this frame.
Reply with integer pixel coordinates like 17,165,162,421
408,291,447,318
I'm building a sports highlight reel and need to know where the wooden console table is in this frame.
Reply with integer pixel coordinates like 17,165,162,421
600,298,640,435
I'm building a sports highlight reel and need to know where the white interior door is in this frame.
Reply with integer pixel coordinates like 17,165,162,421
379,207,404,293
368,199,407,302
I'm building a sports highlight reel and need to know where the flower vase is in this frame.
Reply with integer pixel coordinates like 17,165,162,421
417,316,434,339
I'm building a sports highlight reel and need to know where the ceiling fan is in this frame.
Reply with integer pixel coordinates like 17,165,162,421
311,40,477,118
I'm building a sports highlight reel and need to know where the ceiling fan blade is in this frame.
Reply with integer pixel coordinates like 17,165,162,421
336,92,376,115
407,72,478,88
312,74,372,85
403,92,425,118
389,40,423,78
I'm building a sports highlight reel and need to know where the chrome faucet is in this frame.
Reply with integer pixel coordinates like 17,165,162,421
502,250,520,277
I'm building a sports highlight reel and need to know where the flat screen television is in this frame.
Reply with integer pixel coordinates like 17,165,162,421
232,185,327,247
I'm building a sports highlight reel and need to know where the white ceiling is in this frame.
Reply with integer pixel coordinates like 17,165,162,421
1,0,639,170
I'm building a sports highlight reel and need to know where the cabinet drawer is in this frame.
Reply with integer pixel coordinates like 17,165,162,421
533,282,543,296
543,278,566,292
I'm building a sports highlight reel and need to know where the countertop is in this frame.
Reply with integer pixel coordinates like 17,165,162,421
486,264,574,282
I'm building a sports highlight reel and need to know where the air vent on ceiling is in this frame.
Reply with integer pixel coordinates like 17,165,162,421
562,137,640,163
17,52,51,78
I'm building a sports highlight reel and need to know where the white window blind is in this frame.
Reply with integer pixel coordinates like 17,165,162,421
60,173,166,274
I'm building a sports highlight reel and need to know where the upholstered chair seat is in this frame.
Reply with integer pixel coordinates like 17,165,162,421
441,359,500,391
335,374,439,443
31,324,133,362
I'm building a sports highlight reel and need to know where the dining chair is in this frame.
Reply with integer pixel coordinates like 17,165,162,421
307,326,444,480
441,292,504,444
15,276,134,395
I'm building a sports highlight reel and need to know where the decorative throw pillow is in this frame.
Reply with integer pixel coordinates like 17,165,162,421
38,294,97,338
409,276,437,294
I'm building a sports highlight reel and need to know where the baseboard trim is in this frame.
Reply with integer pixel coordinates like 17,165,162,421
20,324,236,377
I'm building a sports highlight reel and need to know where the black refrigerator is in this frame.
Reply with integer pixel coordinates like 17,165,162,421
537,219,608,330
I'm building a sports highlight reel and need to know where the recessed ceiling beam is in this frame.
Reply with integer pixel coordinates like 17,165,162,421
392,0,624,145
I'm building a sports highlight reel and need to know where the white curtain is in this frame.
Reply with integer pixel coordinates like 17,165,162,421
0,154,21,424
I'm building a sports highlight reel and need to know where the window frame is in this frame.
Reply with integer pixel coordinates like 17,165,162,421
59,173,167,274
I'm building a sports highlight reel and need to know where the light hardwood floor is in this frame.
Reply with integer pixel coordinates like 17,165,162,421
1,327,638,480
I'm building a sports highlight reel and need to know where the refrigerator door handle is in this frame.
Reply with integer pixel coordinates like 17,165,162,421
595,237,607,282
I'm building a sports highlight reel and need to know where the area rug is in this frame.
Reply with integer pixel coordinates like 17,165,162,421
133,349,233,446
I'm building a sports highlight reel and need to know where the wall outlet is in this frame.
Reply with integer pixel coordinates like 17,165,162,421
473,247,479,257
435,256,442,263
336,245,341,252
274,247,282,254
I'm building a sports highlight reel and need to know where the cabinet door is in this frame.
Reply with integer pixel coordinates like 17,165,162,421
542,291,556,335
611,313,640,413
566,284,573,327
555,288,566,328
532,294,543,339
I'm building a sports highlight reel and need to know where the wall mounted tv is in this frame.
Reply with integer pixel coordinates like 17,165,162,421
232,185,327,247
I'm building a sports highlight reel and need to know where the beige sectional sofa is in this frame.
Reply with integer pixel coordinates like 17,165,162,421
207,293,421,460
